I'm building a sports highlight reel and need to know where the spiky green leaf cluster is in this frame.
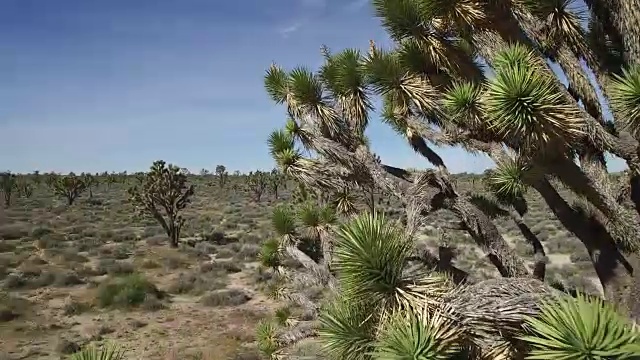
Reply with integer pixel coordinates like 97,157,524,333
521,294,640,359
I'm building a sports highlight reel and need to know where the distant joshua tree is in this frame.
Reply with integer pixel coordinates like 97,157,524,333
128,160,195,248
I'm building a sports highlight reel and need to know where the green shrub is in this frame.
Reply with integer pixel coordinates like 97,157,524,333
96,274,163,308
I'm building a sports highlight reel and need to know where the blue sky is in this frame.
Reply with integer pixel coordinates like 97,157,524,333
0,0,626,174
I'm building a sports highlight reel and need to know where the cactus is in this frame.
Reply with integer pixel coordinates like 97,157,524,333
0,172,17,207
50,173,87,205
128,160,194,248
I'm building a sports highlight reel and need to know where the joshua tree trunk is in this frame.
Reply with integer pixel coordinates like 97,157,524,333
531,175,639,319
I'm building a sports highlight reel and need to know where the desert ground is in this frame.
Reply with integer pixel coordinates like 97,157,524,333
0,174,600,359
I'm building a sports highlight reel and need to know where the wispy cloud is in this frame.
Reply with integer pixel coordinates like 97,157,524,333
277,21,305,38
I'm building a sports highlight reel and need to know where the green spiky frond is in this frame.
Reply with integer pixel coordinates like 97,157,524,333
299,202,321,228
320,48,372,134
334,213,450,312
272,206,297,241
284,118,313,151
256,319,281,359
265,64,291,105
492,44,544,72
365,48,442,118
372,0,432,42
319,205,337,225
260,238,282,269
484,157,531,205
268,129,302,171
521,294,640,359
319,297,379,360
483,52,585,151
70,344,126,360
332,188,359,215
371,305,466,359
530,0,587,52
443,81,484,131
610,65,640,139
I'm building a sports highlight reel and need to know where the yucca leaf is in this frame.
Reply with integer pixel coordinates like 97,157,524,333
483,157,530,204
319,297,379,360
268,130,294,157
521,293,640,359
70,344,126,360
320,48,372,132
610,65,640,139
272,206,297,238
483,57,584,151
334,213,412,307
372,0,432,41
259,238,282,269
443,81,484,130
264,64,290,104
256,319,280,359
371,305,465,359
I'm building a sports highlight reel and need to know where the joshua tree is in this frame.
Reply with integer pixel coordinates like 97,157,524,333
261,0,640,356
105,173,118,189
246,170,269,202
50,173,87,205
215,165,228,188
31,170,41,186
44,172,57,188
0,172,17,207
17,179,34,199
128,160,195,248
82,173,98,198
268,169,286,199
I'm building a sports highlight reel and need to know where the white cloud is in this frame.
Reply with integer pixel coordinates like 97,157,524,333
277,21,304,37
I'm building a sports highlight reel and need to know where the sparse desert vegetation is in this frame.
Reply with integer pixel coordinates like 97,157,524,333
0,165,637,358
3,0,640,359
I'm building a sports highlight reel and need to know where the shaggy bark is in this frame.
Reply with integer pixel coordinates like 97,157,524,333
531,175,639,320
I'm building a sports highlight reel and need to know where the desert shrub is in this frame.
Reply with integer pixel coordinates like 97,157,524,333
31,226,53,239
112,245,132,260
200,288,251,307
140,259,161,269
210,260,243,273
112,229,137,243
76,237,102,252
95,259,135,276
0,241,16,253
53,270,84,287
194,241,217,255
570,251,592,264
62,298,91,316
35,232,67,249
202,230,227,244
0,224,30,240
216,248,235,259
161,254,189,270
167,271,228,295
236,244,260,261
0,291,30,322
96,274,163,308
